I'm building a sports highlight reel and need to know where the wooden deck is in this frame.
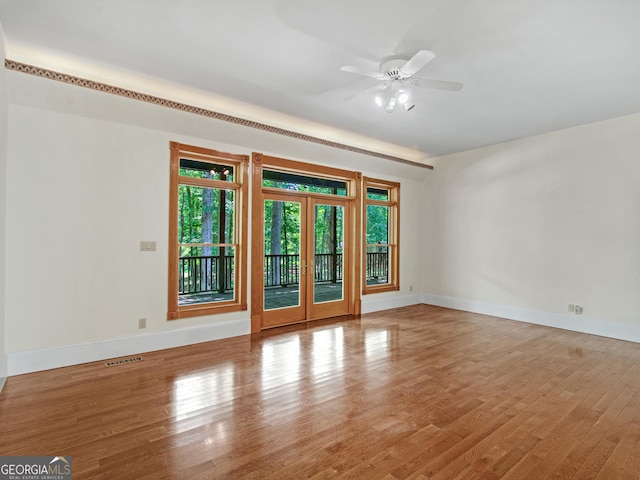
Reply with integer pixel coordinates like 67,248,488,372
2,305,640,479
180,281,344,309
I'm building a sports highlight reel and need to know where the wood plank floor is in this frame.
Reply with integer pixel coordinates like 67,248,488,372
1,305,640,479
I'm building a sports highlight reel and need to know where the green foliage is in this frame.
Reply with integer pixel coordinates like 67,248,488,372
314,204,343,254
177,173,389,260
366,205,388,245
262,177,346,196
366,190,388,201
262,178,349,256
178,181,235,257
264,199,301,254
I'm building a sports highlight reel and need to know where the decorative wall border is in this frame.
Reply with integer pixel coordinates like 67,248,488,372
5,59,433,170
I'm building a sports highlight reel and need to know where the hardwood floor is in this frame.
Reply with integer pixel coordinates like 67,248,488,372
1,305,640,479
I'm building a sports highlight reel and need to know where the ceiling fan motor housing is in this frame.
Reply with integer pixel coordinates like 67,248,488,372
380,56,410,78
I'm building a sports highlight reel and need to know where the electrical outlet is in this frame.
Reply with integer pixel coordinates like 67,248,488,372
574,305,583,315
568,304,575,313
138,318,147,329
410,285,413,292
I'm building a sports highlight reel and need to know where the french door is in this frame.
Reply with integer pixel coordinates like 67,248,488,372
261,193,350,328
251,153,361,332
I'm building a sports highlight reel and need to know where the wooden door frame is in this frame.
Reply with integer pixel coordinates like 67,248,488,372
251,153,362,333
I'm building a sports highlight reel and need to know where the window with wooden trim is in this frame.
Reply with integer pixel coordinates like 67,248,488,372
168,142,248,319
363,177,399,294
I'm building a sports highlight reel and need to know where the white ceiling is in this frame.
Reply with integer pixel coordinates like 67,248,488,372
1,0,639,161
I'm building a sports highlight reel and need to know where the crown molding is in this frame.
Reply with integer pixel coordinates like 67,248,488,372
5,59,433,170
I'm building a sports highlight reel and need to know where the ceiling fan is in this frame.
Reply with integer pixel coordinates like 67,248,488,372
340,50,463,113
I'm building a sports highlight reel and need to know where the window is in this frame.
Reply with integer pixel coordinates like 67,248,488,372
363,177,399,294
262,169,348,196
168,142,248,319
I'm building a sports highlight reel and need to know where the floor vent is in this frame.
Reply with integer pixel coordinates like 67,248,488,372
105,356,143,367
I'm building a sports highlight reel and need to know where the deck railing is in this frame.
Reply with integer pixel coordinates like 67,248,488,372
179,252,388,295
178,255,235,295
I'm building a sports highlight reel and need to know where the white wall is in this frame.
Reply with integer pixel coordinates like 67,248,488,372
4,70,426,374
423,114,640,340
0,23,8,390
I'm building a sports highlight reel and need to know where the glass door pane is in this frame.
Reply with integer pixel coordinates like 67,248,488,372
313,203,344,304
264,199,302,311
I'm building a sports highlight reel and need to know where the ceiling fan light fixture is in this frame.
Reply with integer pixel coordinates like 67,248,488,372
376,86,411,113
384,97,397,113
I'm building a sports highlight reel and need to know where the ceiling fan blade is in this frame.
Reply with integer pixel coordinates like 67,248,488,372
412,78,463,91
340,65,386,80
344,83,387,102
399,50,436,77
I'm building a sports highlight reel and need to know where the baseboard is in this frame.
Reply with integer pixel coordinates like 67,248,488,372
422,293,640,344
6,295,422,377
361,293,422,315
0,354,7,393
0,354,6,393
14,292,631,377
7,318,250,376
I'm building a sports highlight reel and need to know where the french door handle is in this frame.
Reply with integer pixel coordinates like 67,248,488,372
301,260,313,276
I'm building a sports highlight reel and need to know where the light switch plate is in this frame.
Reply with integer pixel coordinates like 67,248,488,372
140,241,156,251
